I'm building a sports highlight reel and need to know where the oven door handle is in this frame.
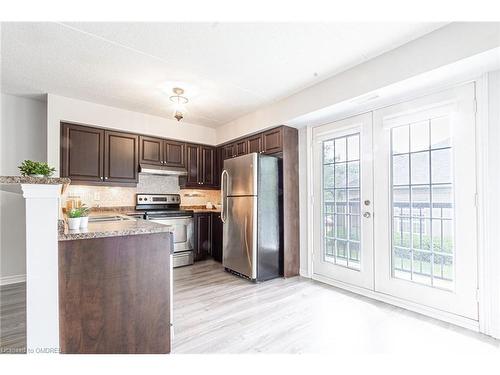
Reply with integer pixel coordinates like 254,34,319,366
221,169,228,224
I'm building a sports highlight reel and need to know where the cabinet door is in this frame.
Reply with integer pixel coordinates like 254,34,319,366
139,135,163,166
195,213,212,261
104,131,139,184
211,212,223,262
235,140,247,156
185,144,200,186
247,134,263,154
164,140,186,168
61,123,104,183
262,127,283,154
214,147,223,188
201,146,215,186
223,144,236,159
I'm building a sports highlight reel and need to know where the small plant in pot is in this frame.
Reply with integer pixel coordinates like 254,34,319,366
18,160,56,178
67,208,82,230
78,205,91,229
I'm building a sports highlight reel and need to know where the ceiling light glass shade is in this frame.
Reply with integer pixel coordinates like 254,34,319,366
169,87,188,122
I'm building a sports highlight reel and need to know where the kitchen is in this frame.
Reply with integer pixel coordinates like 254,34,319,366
1,19,500,362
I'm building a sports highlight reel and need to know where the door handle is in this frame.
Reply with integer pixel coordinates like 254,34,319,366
220,170,228,223
363,212,371,218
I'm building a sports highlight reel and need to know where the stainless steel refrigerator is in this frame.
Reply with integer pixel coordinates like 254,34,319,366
221,152,281,281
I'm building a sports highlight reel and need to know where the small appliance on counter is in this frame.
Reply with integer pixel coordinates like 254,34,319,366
131,193,194,268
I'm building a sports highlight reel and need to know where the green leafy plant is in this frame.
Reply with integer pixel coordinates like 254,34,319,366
18,160,56,177
67,208,82,218
78,204,90,217
67,205,90,218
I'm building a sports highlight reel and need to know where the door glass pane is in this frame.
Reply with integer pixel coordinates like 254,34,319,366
322,133,361,270
390,118,454,290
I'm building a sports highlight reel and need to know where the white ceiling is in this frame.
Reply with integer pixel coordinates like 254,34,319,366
1,22,446,128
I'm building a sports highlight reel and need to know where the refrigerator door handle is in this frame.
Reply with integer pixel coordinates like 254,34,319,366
221,169,228,223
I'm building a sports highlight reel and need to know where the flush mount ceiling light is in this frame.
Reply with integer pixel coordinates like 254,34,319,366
169,87,189,122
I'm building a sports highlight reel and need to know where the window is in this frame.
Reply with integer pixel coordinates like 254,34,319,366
323,133,361,270
391,116,454,289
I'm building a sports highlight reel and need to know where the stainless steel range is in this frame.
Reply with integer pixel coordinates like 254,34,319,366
130,193,194,268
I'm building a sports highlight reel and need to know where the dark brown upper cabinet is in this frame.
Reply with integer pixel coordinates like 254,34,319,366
247,134,264,154
104,130,139,184
185,144,200,186
164,140,185,168
235,140,247,156
140,136,186,169
61,123,105,183
61,123,138,185
262,127,283,154
214,147,223,188
201,146,215,186
181,144,217,188
139,135,163,166
223,143,236,160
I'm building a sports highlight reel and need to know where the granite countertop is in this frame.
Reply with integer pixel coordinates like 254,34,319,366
58,215,173,241
0,176,71,185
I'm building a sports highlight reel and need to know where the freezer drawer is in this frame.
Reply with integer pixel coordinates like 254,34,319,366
222,195,257,279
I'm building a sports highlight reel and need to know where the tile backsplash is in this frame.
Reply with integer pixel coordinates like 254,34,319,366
180,189,221,207
62,173,220,209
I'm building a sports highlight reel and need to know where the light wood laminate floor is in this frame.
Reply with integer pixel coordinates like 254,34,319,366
1,260,499,354
173,260,500,353
0,282,26,354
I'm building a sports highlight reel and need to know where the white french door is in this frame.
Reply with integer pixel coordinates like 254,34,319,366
312,113,374,290
313,83,478,321
373,84,478,319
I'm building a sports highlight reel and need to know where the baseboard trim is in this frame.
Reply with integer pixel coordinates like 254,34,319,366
299,268,310,278
312,273,480,332
0,274,26,286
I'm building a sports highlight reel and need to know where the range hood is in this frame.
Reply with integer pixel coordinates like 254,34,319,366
139,163,187,176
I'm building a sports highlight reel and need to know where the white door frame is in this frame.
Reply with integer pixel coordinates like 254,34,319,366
305,74,500,336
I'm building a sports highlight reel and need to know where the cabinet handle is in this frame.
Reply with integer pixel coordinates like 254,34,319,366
100,177,104,180
104,177,108,180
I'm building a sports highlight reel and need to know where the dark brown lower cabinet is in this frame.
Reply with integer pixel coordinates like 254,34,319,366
211,212,223,263
194,212,212,261
58,232,172,354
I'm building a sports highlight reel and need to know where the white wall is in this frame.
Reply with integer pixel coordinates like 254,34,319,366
0,93,47,282
47,94,217,175
216,22,500,144
485,70,500,337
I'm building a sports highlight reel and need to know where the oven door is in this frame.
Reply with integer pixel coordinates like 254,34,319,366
149,216,194,252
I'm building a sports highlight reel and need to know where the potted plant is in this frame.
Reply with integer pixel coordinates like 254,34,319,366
67,208,82,230
78,204,90,229
18,160,56,178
